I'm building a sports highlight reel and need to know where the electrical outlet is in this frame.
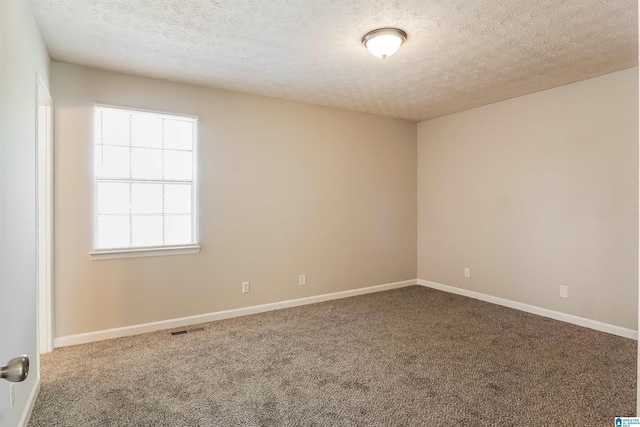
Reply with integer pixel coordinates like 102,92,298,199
464,268,470,278
299,274,306,286
10,384,15,410
242,282,250,293
559,285,568,298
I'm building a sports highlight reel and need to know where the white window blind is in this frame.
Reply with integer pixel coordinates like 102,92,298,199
93,105,198,252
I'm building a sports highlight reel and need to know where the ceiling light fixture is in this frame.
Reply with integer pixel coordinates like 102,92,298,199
362,28,407,59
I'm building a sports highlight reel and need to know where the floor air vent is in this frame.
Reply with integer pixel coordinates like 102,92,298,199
171,327,205,336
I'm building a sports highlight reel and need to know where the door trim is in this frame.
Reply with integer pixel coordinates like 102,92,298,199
36,74,53,355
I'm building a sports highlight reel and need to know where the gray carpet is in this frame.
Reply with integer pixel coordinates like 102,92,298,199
29,286,636,426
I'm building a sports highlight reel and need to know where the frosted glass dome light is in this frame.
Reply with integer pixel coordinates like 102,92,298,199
362,28,407,59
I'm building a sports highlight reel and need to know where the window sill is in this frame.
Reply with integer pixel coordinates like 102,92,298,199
89,245,201,261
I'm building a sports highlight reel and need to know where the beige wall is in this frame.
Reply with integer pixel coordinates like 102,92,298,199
53,61,637,337
418,68,639,330
52,61,417,338
0,0,50,424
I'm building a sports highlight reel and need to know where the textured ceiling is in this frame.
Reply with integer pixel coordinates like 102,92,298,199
30,0,637,122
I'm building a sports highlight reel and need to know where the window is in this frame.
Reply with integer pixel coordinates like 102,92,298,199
91,105,199,259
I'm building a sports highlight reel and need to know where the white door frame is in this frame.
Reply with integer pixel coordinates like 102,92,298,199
36,74,54,354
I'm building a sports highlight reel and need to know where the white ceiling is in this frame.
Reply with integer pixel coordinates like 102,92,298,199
30,0,637,122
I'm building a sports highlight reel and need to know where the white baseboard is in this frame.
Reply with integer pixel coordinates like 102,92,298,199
18,380,39,427
417,279,638,340
55,277,636,348
54,279,417,348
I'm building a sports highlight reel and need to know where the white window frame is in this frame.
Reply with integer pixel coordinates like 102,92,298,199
89,104,200,260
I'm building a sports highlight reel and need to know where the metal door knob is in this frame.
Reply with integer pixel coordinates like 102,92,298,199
0,355,29,382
